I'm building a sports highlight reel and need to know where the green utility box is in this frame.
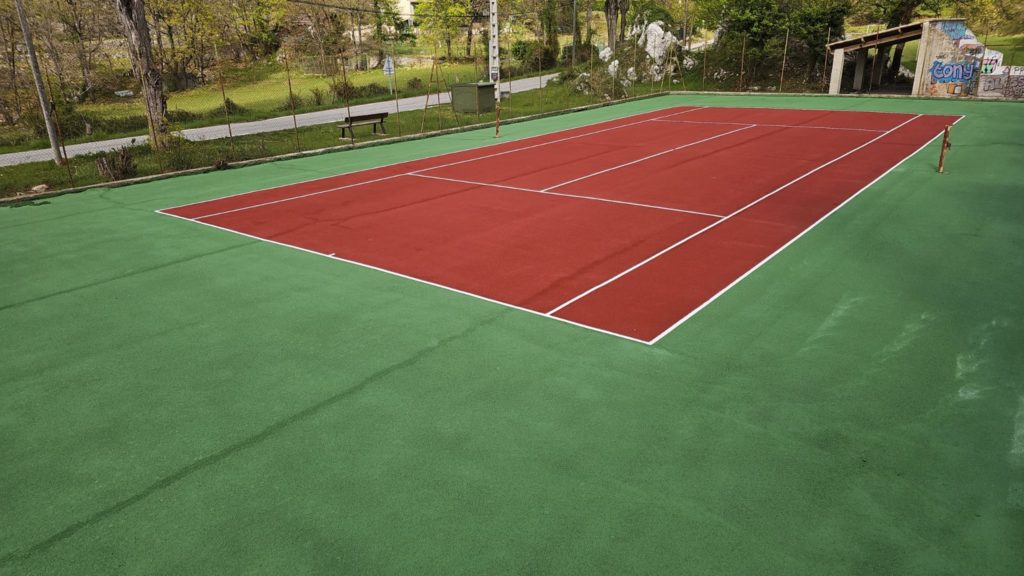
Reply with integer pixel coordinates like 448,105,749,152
451,82,496,113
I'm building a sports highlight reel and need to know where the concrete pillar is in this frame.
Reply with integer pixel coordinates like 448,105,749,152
828,48,845,95
872,48,888,86
853,50,867,91
911,22,931,96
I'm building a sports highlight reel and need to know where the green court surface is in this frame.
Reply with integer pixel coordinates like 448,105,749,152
2,94,1023,575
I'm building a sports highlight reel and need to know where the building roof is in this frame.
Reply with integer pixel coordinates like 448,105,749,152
826,20,963,53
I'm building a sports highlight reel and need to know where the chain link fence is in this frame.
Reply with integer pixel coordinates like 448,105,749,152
2,1,1021,200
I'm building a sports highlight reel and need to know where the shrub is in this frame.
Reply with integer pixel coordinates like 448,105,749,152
160,136,197,171
356,83,388,98
406,77,424,90
329,80,355,101
221,98,245,115
95,143,138,181
278,93,304,111
511,40,558,68
309,87,326,106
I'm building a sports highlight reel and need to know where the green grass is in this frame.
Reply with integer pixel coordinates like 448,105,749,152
0,80,646,198
0,60,551,154
1,93,1021,575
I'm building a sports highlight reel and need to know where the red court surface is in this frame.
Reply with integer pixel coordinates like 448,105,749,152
160,106,961,343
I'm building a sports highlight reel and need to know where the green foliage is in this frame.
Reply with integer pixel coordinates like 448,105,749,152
416,0,470,57
95,144,138,182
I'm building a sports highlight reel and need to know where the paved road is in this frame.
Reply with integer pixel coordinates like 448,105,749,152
1,74,558,167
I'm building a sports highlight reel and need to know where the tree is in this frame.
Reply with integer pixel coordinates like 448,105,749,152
603,0,629,50
418,0,470,57
113,0,168,150
14,0,62,163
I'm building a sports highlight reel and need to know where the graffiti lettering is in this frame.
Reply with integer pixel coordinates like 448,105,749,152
930,60,976,83
937,20,967,40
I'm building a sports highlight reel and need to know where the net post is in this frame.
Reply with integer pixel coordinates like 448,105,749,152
938,125,951,173
494,101,501,138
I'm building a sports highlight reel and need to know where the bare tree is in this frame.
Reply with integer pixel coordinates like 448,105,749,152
603,0,629,51
14,0,62,164
113,0,168,150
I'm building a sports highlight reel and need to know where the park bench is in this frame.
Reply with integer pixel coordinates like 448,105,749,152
338,112,388,139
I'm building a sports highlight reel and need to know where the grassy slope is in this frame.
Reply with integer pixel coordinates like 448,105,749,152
1,94,1022,575
0,80,660,198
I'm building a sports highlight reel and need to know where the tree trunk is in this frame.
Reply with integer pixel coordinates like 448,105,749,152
14,0,62,164
604,1,617,52
373,0,385,65
883,2,916,82
113,0,168,150
585,1,593,46
617,0,629,43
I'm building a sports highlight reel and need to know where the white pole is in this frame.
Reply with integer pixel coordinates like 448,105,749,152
14,0,62,164
489,0,500,100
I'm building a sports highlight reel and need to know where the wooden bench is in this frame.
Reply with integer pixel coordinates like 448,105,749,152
338,112,388,139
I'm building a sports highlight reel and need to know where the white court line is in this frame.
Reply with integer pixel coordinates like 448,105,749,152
543,125,756,192
545,114,924,317
409,106,707,176
652,118,887,132
191,173,405,220
410,173,726,218
158,210,651,345
177,107,708,220
647,114,964,344
159,105,705,214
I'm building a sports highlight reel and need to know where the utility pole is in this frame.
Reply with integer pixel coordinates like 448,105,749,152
14,0,62,164
488,0,499,101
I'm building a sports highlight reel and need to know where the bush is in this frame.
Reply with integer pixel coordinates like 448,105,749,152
278,92,304,111
309,87,326,106
220,98,245,115
406,77,424,90
511,40,558,68
356,83,388,98
95,143,138,181
330,80,355,101
160,136,198,171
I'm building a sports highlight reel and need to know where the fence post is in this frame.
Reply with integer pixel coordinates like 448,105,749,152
283,53,300,150
216,52,235,159
821,26,832,92
779,27,790,92
339,53,355,145
738,34,746,91
389,39,402,137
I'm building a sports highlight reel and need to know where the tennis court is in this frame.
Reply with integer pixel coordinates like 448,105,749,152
3,94,1023,575
160,106,959,342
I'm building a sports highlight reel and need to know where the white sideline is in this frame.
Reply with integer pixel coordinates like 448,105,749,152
542,125,756,192
545,114,924,317
409,106,707,175
646,114,965,344
652,119,888,132
158,210,651,345
159,104,705,214
409,173,726,218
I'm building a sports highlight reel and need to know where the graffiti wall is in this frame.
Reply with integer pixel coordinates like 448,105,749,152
978,66,1024,99
916,20,985,98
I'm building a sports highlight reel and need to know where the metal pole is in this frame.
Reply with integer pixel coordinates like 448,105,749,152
488,0,500,101
45,75,73,185
389,37,402,136
14,0,62,164
216,50,234,158
821,26,831,92
339,53,355,144
779,27,790,92
284,54,300,150
702,21,707,90
739,35,746,91
571,0,577,69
